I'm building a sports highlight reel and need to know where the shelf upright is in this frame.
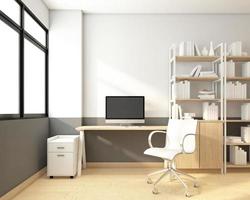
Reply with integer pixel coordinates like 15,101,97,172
169,45,176,119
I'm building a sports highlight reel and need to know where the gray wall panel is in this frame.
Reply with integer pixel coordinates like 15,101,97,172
0,118,49,197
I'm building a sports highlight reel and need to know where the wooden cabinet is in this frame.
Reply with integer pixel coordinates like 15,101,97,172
199,122,223,169
175,123,200,169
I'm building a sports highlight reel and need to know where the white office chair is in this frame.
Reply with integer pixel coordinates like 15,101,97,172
144,119,198,197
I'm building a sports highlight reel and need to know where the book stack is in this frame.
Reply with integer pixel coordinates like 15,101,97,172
226,81,247,99
179,41,194,56
241,126,250,143
227,136,242,144
173,81,190,99
229,146,247,165
242,62,250,77
202,102,219,120
241,103,250,120
219,61,235,77
198,90,215,99
199,71,218,77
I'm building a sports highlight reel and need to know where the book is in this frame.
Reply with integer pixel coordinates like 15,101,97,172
194,65,202,77
194,43,201,56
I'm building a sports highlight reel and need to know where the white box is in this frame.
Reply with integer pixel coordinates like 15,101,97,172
47,135,79,178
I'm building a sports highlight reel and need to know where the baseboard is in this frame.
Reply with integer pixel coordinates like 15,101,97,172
0,167,46,200
86,162,164,168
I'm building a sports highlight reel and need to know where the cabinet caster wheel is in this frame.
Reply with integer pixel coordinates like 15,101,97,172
49,176,53,179
70,176,74,179
194,182,199,188
185,192,191,198
147,178,153,184
152,188,159,195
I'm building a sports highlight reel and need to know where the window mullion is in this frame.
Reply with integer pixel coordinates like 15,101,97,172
19,5,24,118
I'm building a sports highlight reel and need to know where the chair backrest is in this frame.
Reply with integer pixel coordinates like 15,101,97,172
165,119,198,153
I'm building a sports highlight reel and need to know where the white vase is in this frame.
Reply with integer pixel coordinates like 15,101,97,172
209,41,215,56
201,47,208,56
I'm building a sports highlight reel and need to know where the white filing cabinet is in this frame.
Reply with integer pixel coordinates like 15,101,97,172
47,135,79,178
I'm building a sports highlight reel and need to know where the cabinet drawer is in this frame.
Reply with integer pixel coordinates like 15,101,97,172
48,142,74,153
47,153,76,176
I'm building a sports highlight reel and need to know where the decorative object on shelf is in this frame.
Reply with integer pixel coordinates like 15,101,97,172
241,103,250,120
178,41,194,56
183,112,195,119
220,60,235,77
228,41,242,56
241,126,250,143
242,62,250,77
226,81,247,99
199,71,218,77
198,89,215,99
194,43,201,56
201,47,209,56
189,65,202,77
202,102,218,120
208,41,215,56
229,145,247,165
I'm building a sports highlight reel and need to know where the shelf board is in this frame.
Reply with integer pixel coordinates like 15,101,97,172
226,142,250,145
226,120,250,123
176,77,219,81
176,56,219,62
227,163,250,168
227,77,250,81
227,56,250,62
175,99,220,102
226,99,250,102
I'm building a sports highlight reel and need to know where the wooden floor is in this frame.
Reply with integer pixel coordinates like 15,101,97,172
12,168,250,200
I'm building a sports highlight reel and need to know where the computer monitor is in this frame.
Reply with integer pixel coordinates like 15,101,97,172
105,96,145,124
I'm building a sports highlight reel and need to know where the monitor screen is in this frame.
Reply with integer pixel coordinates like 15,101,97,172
106,96,144,119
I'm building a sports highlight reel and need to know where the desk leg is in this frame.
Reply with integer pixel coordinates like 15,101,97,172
77,130,86,176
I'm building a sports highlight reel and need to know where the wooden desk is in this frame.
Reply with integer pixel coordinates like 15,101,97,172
75,125,166,176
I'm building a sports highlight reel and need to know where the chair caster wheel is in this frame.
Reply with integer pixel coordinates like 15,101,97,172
152,188,159,195
194,182,199,188
185,192,192,198
49,176,53,179
147,178,153,184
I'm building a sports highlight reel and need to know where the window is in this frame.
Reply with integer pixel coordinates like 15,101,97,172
0,0,48,119
24,11,46,45
0,0,20,25
24,39,45,114
0,21,19,115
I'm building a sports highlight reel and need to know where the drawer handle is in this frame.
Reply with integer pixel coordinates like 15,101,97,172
57,154,65,157
57,147,65,149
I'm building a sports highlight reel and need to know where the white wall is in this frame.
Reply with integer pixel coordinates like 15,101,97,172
49,11,83,118
22,0,49,28
83,14,250,118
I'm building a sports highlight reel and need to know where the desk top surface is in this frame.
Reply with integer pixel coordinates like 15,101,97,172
76,125,167,131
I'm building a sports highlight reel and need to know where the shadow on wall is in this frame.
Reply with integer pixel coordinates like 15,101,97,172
49,118,81,136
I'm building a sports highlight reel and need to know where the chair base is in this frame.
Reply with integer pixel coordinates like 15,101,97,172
147,162,199,197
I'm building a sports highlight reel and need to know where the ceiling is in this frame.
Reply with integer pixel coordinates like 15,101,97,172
43,0,250,14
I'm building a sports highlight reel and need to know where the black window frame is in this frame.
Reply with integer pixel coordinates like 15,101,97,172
0,0,48,120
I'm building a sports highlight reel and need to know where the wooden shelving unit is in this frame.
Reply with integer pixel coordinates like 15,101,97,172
224,51,250,172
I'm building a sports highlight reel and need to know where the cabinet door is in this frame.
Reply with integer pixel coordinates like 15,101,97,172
175,123,200,169
199,122,223,169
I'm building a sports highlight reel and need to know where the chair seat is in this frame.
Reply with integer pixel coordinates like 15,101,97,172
144,147,182,160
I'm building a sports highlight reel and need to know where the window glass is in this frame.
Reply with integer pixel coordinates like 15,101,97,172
24,11,46,45
0,21,19,114
0,0,20,25
24,39,45,114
